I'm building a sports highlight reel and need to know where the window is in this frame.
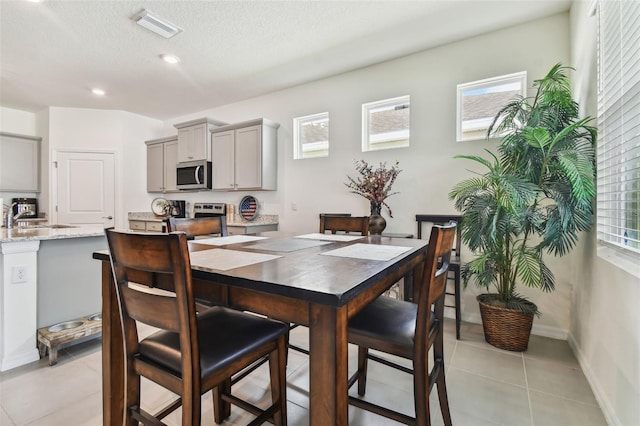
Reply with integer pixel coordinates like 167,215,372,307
293,112,329,159
597,0,640,254
456,72,527,142
362,95,410,152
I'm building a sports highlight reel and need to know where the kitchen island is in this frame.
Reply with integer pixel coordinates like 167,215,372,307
0,225,106,371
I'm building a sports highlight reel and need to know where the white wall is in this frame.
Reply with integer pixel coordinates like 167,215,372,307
163,13,573,336
46,107,163,228
0,107,36,136
569,2,640,425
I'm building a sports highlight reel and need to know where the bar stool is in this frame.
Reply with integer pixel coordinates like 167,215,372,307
416,214,462,339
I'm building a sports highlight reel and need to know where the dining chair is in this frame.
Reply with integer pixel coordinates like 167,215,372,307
319,214,370,235
105,228,288,426
416,214,462,339
287,214,371,357
347,222,457,426
167,216,228,239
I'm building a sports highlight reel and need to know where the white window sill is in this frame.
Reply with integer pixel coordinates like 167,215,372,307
597,244,640,279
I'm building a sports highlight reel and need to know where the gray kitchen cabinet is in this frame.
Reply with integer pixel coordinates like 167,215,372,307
0,132,41,192
129,219,166,232
145,136,178,193
174,117,226,163
211,118,279,191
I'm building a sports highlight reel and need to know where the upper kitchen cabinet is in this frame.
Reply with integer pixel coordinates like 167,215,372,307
0,132,41,192
145,136,178,193
174,117,227,163
211,118,279,191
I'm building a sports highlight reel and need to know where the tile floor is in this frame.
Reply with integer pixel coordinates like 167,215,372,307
0,319,607,425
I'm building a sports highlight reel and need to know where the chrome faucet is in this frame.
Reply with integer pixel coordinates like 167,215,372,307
6,203,34,229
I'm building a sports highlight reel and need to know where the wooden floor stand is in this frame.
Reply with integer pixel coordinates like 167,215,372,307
37,313,102,366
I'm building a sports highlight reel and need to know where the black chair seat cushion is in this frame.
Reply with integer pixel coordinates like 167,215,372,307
138,306,287,378
349,297,438,356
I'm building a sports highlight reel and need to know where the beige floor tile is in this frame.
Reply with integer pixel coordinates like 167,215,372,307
26,391,102,426
0,316,608,426
0,357,101,425
1,407,16,426
451,341,526,386
524,334,580,366
447,367,532,425
529,389,608,426
525,357,599,405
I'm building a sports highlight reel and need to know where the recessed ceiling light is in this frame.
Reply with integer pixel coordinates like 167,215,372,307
91,88,106,96
160,54,181,64
132,9,183,39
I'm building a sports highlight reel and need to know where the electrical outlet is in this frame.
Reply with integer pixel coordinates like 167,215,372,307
12,265,28,283
291,202,298,211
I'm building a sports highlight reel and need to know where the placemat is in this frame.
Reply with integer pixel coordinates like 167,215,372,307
191,235,268,246
320,243,412,261
295,233,364,242
245,238,330,252
189,248,281,271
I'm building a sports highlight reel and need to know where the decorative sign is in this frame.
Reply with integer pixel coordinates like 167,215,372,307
239,195,258,221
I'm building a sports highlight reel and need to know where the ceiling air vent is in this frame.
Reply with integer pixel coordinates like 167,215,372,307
132,9,183,39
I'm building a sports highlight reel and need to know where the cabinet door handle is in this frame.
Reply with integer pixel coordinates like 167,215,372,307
103,216,113,220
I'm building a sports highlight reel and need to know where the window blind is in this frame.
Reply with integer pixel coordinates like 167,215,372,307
597,0,640,254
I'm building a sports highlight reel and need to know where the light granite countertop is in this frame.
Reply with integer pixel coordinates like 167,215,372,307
128,211,278,227
0,225,106,243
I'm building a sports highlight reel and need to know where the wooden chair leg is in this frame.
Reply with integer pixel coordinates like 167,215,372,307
181,388,200,426
213,379,231,424
454,268,461,340
269,335,288,426
436,365,452,426
357,347,369,396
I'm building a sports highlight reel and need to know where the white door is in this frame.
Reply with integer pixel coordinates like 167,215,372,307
55,151,115,227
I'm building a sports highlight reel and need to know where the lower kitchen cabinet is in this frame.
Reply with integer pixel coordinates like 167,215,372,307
129,219,166,232
211,118,279,191
227,223,278,235
145,136,178,193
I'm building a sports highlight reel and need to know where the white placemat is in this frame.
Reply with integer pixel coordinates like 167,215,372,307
295,233,364,242
245,239,330,252
320,243,412,261
190,235,268,246
189,248,281,271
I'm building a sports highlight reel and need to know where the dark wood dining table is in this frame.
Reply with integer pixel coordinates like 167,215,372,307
93,232,428,425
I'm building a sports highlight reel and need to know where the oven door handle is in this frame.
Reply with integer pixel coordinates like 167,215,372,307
194,165,202,184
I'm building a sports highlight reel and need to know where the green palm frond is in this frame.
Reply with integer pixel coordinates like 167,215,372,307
450,63,596,308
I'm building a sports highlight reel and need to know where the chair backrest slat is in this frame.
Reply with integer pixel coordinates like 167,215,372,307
168,216,228,239
319,215,370,235
106,229,197,347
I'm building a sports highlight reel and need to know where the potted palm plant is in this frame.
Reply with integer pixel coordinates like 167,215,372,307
449,64,597,351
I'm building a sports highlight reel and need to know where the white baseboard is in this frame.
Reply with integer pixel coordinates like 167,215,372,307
1,348,39,372
568,332,619,426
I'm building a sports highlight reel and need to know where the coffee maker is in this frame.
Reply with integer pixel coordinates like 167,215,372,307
167,200,186,218
12,198,38,218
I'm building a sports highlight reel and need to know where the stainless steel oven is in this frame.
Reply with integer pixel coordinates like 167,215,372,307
193,202,226,218
176,160,212,190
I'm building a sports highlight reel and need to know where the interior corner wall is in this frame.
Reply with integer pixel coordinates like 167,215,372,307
163,12,572,335
46,107,163,228
569,2,640,425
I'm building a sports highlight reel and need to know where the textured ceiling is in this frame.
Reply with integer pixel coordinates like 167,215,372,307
0,0,571,120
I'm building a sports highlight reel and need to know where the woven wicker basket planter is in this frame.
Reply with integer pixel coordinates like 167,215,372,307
477,294,535,352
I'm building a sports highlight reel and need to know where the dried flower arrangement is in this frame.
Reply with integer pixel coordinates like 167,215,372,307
345,160,401,217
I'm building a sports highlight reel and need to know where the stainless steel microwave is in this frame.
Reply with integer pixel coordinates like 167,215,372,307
176,160,212,190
